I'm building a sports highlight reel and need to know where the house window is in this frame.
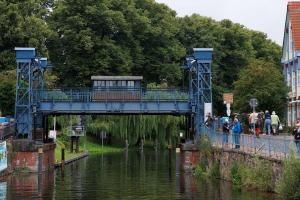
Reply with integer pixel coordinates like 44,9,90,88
293,71,296,92
298,70,300,86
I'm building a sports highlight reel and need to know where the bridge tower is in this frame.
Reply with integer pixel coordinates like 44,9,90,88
14,48,48,139
186,48,213,136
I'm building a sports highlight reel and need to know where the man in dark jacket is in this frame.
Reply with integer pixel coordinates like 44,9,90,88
222,119,230,148
293,120,300,153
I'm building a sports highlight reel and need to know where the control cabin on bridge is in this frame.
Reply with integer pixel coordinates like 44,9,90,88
91,76,143,101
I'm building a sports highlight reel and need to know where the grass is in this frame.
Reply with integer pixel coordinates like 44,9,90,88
55,136,123,164
83,137,124,154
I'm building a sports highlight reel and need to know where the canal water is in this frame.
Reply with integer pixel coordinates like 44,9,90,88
3,151,282,200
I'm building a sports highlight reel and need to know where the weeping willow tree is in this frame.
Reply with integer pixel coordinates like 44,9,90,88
86,115,185,148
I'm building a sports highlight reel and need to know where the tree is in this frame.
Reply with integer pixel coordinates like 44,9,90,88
233,60,287,117
0,0,53,72
47,0,185,87
0,70,15,115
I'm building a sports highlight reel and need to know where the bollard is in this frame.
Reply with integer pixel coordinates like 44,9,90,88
38,147,43,173
61,144,65,168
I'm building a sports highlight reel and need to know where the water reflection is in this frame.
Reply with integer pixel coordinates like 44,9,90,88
6,170,54,199
3,150,284,200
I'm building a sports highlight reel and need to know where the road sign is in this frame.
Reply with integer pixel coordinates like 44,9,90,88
249,98,258,107
223,93,233,104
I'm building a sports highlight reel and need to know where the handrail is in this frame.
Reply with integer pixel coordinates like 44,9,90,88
34,88,189,102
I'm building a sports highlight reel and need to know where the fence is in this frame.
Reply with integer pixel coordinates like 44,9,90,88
202,125,296,160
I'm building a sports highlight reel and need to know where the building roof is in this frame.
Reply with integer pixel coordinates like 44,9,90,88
288,2,300,50
91,76,143,81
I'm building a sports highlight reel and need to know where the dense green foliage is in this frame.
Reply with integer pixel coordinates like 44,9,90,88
86,115,184,147
234,60,287,117
230,158,273,192
276,151,300,199
0,0,284,117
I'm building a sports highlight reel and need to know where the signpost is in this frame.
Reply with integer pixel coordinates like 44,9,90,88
223,93,234,117
249,98,259,135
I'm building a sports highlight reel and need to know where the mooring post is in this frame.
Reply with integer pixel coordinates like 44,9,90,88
38,147,43,173
61,144,65,168
75,137,79,153
70,137,74,153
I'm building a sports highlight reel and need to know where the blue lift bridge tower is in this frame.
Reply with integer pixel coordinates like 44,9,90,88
185,48,213,137
15,48,50,139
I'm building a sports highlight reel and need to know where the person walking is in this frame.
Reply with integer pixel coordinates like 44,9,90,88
232,118,241,149
293,119,300,153
249,112,257,135
271,111,280,135
264,110,271,135
222,119,230,148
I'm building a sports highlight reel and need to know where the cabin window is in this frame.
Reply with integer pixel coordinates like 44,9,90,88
128,81,134,87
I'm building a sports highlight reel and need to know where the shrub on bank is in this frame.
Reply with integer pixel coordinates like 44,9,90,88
276,151,300,199
230,157,272,192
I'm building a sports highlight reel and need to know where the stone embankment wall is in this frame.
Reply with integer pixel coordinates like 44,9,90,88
180,144,283,185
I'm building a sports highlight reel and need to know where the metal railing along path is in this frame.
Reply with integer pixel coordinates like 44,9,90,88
202,127,295,160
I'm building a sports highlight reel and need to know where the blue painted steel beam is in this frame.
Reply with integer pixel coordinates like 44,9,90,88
38,101,190,115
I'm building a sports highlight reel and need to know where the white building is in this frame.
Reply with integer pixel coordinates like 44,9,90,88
282,1,300,126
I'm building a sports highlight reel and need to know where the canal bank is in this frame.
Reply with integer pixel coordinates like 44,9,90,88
180,141,284,193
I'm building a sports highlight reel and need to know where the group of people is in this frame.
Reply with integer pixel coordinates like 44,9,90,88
248,110,281,136
222,117,242,149
220,110,281,149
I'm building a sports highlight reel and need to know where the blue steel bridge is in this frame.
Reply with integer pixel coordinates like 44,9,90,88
14,47,213,140
38,88,190,115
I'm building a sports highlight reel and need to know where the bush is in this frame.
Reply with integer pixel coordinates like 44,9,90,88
241,157,272,192
198,135,213,157
231,157,272,192
276,151,300,199
231,162,242,188
209,161,220,179
193,161,208,179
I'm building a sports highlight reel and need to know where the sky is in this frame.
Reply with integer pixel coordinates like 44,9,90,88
155,0,293,45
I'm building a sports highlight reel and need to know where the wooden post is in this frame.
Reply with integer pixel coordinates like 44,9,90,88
70,137,73,153
38,147,43,173
75,137,79,153
61,144,65,168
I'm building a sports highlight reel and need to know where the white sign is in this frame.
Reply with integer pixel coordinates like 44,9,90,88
204,103,212,121
0,141,7,172
226,103,231,117
49,130,57,140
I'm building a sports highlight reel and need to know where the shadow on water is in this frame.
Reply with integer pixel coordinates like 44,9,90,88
2,150,284,200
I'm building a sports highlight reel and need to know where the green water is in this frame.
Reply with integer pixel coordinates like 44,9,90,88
3,151,283,199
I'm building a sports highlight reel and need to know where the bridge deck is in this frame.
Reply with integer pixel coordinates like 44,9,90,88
37,89,191,114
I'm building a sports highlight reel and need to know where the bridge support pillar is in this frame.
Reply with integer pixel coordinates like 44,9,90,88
10,139,55,173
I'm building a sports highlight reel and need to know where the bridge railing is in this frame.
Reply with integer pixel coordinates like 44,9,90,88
35,88,189,102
